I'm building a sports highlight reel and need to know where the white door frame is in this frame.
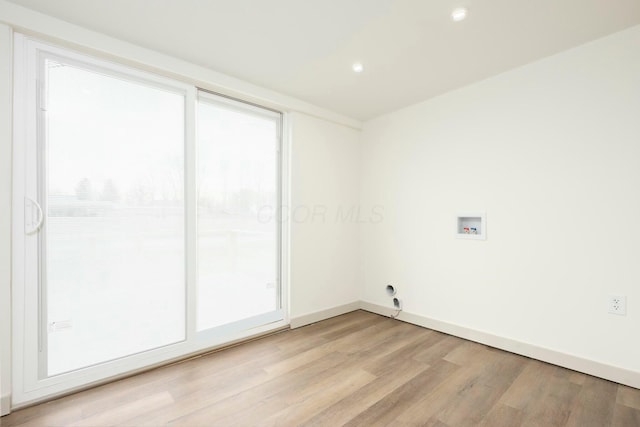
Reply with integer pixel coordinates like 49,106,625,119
11,34,289,408
0,23,14,417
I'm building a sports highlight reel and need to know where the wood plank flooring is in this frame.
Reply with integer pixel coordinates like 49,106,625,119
2,310,639,426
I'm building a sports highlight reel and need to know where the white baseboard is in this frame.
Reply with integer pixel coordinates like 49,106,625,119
360,301,640,390
290,301,361,329
1,393,10,416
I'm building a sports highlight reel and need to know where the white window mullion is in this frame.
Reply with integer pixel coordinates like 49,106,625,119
185,87,198,342
36,48,49,381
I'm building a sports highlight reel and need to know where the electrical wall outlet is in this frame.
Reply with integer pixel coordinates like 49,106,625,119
608,295,627,316
393,297,402,310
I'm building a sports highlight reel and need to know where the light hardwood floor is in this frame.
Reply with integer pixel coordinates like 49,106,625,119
2,310,639,426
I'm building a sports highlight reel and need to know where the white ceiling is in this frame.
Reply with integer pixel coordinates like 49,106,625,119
7,0,640,120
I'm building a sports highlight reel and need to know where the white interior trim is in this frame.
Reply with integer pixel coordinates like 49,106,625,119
360,301,640,390
0,0,361,131
280,112,292,327
0,22,13,417
0,395,10,417
289,301,361,329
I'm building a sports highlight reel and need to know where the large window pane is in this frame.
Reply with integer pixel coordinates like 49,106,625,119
45,59,186,375
197,98,279,331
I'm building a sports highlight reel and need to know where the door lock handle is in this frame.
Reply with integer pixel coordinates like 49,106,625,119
25,196,44,235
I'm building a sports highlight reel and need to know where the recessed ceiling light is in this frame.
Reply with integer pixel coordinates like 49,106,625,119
352,62,364,73
451,7,468,22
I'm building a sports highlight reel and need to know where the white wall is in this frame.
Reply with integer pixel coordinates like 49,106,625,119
289,112,362,324
360,25,640,380
0,23,12,416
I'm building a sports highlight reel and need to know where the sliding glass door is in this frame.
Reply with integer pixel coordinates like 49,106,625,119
44,56,187,376
12,35,285,404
